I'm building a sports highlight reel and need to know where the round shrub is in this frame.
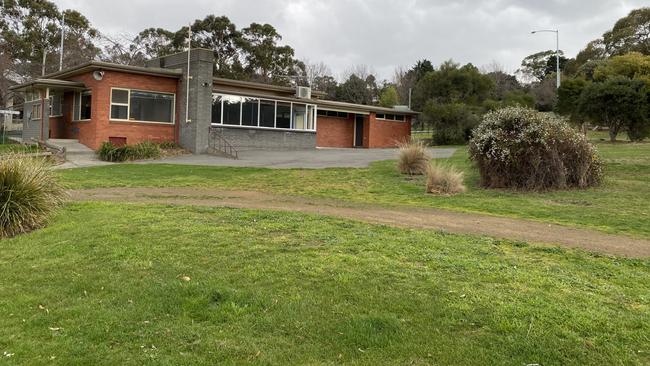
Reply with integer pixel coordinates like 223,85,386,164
469,107,603,190
0,155,65,237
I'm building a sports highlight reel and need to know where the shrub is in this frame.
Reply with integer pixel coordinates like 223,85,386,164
425,162,466,195
0,155,64,237
97,141,161,162
397,141,430,175
423,102,480,145
469,107,603,190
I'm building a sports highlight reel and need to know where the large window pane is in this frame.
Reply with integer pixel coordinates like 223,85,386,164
276,102,291,129
222,95,242,125
129,91,173,123
73,92,81,120
211,94,222,123
80,91,92,120
259,100,275,127
49,94,62,116
292,103,306,130
307,105,315,130
241,97,258,126
112,89,129,104
111,105,128,119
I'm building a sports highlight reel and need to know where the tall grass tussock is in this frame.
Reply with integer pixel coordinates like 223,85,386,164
425,162,466,195
397,140,431,175
0,155,64,237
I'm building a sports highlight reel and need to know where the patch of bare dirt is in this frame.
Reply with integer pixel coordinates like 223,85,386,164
69,187,650,258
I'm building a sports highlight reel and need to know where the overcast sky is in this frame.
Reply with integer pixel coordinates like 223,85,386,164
52,0,646,81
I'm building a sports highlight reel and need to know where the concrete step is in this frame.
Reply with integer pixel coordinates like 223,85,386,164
48,139,94,154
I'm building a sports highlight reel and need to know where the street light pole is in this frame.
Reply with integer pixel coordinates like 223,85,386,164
531,29,560,88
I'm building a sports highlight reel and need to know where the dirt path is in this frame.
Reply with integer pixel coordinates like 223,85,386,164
69,187,650,258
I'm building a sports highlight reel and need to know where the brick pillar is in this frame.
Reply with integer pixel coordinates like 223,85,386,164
146,49,214,153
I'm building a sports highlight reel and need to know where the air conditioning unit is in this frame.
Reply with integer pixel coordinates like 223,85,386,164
296,86,311,99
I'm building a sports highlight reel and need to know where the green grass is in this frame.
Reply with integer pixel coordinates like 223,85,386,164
59,142,650,238
1,202,649,365
0,138,39,154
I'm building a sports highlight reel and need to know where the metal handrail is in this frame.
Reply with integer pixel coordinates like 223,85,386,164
208,127,238,159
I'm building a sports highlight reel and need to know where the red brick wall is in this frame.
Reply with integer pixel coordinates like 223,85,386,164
368,114,411,148
48,116,66,138
61,70,180,149
316,115,354,147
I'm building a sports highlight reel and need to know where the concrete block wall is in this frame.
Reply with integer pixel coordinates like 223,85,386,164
147,49,214,153
211,126,316,151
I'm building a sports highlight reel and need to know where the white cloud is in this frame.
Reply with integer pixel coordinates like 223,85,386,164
51,0,647,80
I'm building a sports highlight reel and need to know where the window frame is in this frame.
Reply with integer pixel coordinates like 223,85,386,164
49,93,63,117
31,102,42,120
109,87,176,125
109,88,131,121
211,93,317,132
376,113,406,122
72,90,93,122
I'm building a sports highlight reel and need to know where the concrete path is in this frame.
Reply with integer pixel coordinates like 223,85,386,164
48,139,113,169
70,187,650,258
140,147,457,169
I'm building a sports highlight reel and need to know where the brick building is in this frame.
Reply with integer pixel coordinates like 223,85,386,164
10,49,417,152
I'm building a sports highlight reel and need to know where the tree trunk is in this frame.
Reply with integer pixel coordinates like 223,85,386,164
609,126,618,142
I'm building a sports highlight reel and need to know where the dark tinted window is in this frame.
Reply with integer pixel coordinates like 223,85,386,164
211,95,222,123
276,102,291,129
222,96,241,125
242,98,258,126
129,91,173,123
260,100,275,127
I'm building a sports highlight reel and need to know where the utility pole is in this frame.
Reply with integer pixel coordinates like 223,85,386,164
59,13,65,71
185,24,192,124
531,29,561,88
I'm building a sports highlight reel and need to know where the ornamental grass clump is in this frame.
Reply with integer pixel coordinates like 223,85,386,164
469,107,603,191
397,140,431,175
0,155,65,237
425,162,466,195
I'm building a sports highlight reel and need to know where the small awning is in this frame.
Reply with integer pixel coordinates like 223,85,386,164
9,79,86,92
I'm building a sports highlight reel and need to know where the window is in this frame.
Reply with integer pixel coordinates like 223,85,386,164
241,97,259,126
109,88,174,123
49,93,62,116
211,94,222,123
259,100,275,127
276,102,291,129
292,103,306,130
110,89,129,120
222,95,242,125
211,93,316,131
129,91,174,123
31,103,41,120
321,110,348,118
73,90,92,120
376,113,406,121
307,105,316,130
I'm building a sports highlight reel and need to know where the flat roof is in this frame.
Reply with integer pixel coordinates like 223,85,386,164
214,77,327,98
9,79,86,91
45,61,182,80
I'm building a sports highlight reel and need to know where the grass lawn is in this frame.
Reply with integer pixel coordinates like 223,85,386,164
0,136,39,154
58,141,650,238
1,202,649,365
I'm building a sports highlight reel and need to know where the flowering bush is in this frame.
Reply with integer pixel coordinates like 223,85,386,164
469,107,603,190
